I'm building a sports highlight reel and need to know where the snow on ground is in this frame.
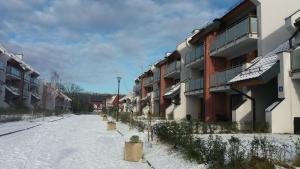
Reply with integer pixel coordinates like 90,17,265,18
0,115,202,169
0,115,69,136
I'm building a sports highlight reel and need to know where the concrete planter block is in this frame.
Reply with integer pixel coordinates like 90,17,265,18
107,121,116,130
102,116,108,121
124,142,143,162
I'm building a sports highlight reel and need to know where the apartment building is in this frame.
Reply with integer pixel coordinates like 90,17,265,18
139,70,153,115
132,0,300,133
155,51,181,119
133,78,142,114
0,47,41,109
188,0,300,132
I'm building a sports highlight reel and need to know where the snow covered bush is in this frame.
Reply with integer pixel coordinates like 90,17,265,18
294,139,300,167
130,135,140,143
227,136,245,168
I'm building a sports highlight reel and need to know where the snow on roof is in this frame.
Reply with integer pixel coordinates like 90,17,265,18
57,91,72,101
229,41,290,83
164,83,181,97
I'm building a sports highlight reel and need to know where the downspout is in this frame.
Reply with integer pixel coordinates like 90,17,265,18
230,87,256,131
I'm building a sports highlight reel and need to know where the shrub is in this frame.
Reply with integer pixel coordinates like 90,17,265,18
227,136,245,168
132,120,146,132
207,135,227,168
294,139,300,167
130,135,140,143
120,112,130,123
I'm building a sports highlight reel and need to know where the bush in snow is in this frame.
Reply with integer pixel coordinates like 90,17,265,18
227,136,246,168
130,135,140,143
294,139,300,167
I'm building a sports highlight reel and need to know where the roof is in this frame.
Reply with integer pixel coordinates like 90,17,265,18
0,45,40,76
229,41,290,83
57,91,72,101
156,51,181,66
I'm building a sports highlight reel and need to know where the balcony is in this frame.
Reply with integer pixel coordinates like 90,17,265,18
164,60,180,79
153,90,160,100
153,69,160,82
31,91,40,101
133,84,141,93
210,64,248,91
185,78,204,96
164,83,180,98
23,89,29,98
5,85,20,96
185,44,204,69
24,74,31,82
211,16,258,57
6,66,21,80
144,76,153,87
30,78,40,86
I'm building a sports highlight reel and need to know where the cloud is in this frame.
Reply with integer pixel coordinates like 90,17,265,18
0,0,238,93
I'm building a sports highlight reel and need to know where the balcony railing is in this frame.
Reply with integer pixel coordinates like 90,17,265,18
144,76,153,86
30,78,40,86
153,90,160,99
164,60,180,77
210,64,247,87
185,78,204,92
292,50,300,72
153,69,160,82
133,84,141,92
211,16,258,52
6,66,21,79
23,89,29,98
24,74,31,82
6,85,20,94
185,44,204,65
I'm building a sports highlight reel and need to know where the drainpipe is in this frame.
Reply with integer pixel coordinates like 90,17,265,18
230,87,256,131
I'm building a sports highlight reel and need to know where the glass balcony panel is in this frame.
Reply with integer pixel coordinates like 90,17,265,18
165,60,180,76
6,66,21,78
211,16,257,52
185,78,203,92
292,48,300,71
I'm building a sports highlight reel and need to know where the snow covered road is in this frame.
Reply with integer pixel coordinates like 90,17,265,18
0,115,201,169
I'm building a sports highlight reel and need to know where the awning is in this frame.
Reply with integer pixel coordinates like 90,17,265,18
5,86,20,96
164,83,180,98
229,41,290,84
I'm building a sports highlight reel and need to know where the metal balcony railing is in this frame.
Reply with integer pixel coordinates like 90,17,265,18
144,76,153,86
153,90,160,99
133,83,141,92
292,50,300,72
30,78,40,85
211,16,258,52
153,69,160,82
210,64,247,87
23,89,29,98
7,85,20,94
164,60,180,77
185,44,204,65
185,78,204,92
24,74,31,82
6,66,21,79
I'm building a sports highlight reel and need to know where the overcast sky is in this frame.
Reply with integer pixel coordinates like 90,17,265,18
0,0,240,94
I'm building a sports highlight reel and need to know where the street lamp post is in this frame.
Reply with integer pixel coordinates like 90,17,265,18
116,76,121,121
